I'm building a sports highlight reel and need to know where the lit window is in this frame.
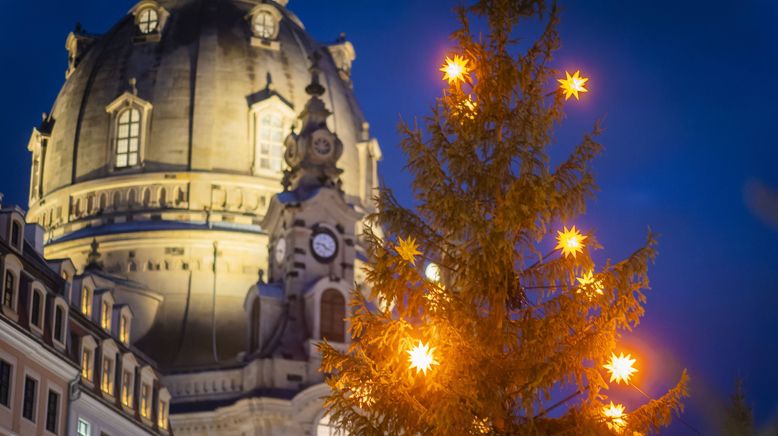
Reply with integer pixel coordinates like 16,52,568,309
77,418,91,436
140,383,151,419
119,315,130,344
121,370,133,408
115,108,141,168
158,400,168,429
252,10,276,39
317,415,347,436
101,357,114,396
257,112,284,171
81,287,92,317
81,348,93,382
101,301,112,331
3,271,15,310
137,8,159,34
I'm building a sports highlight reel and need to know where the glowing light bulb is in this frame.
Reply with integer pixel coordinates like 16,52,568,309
407,341,438,375
603,352,638,385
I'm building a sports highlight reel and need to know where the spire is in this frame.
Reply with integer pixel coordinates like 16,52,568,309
281,50,344,192
85,238,103,271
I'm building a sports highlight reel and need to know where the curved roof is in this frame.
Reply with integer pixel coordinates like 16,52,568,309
42,0,366,199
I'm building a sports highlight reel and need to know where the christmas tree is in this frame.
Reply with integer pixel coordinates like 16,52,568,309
319,0,689,433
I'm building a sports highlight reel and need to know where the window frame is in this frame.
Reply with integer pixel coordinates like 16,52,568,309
29,283,45,334
80,285,93,318
105,94,153,174
248,96,296,176
120,353,138,411
0,352,15,411
319,289,346,343
114,107,142,169
44,382,64,435
157,388,171,430
52,297,69,349
136,6,160,35
80,336,97,385
21,371,39,423
76,417,91,436
2,255,22,316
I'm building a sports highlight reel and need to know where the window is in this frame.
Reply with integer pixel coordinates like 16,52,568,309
0,359,11,407
121,369,134,408
101,300,112,331
101,357,114,396
77,418,91,436
115,108,141,168
256,112,285,171
252,10,276,39
137,8,159,34
81,287,92,317
317,414,347,436
30,288,43,328
3,271,15,309
54,305,65,343
46,389,60,433
10,220,21,249
119,315,130,344
158,400,168,429
320,289,346,342
22,376,37,422
140,383,151,419
81,347,93,382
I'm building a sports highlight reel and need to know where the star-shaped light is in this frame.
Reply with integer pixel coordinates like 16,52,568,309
407,341,439,375
602,401,626,431
555,226,587,259
395,236,422,266
558,70,589,101
603,352,638,385
576,271,604,297
440,55,470,86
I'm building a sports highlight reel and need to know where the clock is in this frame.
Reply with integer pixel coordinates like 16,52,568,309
274,238,286,264
310,228,338,262
313,137,332,156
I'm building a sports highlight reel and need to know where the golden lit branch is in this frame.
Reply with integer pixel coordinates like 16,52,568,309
558,70,589,100
407,341,438,375
602,401,627,431
555,225,587,259
603,352,638,385
440,55,470,86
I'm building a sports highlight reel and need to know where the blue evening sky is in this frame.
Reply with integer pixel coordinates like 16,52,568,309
1,1,776,433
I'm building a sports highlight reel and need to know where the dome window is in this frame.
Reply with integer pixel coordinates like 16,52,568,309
105,83,153,172
116,108,141,168
137,7,159,34
130,1,169,42
248,94,295,174
247,5,282,49
253,11,276,39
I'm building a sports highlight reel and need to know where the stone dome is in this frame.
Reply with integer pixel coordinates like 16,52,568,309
27,0,381,370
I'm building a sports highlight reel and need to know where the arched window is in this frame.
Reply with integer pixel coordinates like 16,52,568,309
115,108,141,168
250,298,260,352
158,188,167,208
317,414,347,436
320,289,345,342
137,7,159,34
112,191,122,210
252,10,276,39
98,193,107,212
142,188,151,207
256,112,284,171
128,189,137,208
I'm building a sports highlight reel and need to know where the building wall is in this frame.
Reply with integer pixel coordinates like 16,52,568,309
70,391,156,436
0,322,76,436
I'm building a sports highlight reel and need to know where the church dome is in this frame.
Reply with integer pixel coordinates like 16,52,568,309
26,0,381,370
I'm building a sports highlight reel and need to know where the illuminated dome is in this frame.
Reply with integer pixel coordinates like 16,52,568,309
26,0,381,370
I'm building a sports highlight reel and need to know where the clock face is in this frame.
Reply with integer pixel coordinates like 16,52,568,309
313,137,332,156
311,229,338,262
274,238,286,264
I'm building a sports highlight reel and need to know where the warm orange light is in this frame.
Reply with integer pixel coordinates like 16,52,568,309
555,225,587,259
558,70,589,100
602,401,627,431
395,236,422,266
603,352,638,385
576,271,603,297
407,341,438,375
440,55,470,86
425,263,441,283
